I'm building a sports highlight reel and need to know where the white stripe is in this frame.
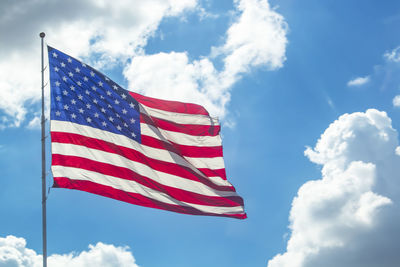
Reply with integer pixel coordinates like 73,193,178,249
52,142,236,197
51,120,226,171
140,105,219,126
52,166,245,214
141,122,222,147
208,176,231,187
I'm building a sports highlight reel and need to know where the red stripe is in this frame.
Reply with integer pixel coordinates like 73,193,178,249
130,92,209,115
198,168,227,180
140,113,220,137
53,177,246,219
51,132,233,191
52,154,243,207
140,135,223,158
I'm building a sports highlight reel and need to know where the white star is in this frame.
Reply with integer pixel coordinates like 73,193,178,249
94,113,99,118
68,72,73,77
130,118,135,124
56,96,61,101
91,86,97,91
93,99,98,104
71,113,76,119
70,85,75,91
114,99,120,105
52,52,58,58
105,76,109,81
79,108,84,114
75,67,80,73
55,81,60,87
63,104,69,110
122,109,127,114
102,121,107,127
78,94,83,100
98,81,103,87
61,62,66,67
85,90,90,95
108,116,114,122
77,81,82,86
67,58,72,63
55,111,61,116
101,108,106,113
82,63,87,68
71,99,76,105
124,122,128,127
63,90,68,96
116,114,120,118
83,77,89,82
100,95,105,99
131,132,136,138
113,85,118,90
54,66,59,72
106,91,112,96
86,117,92,123
117,125,122,131
121,93,127,99
90,71,95,77
86,103,91,109
62,76,67,82
129,103,135,108
107,104,112,109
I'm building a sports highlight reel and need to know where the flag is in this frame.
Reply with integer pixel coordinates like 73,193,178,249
48,46,246,219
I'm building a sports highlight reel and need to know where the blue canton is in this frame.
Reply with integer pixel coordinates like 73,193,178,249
48,46,141,143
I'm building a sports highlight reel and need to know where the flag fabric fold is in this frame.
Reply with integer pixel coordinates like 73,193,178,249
48,46,246,219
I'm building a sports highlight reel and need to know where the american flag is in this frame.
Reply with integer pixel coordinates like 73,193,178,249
48,46,246,219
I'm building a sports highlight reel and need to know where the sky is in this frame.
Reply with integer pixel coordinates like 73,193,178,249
1,0,400,266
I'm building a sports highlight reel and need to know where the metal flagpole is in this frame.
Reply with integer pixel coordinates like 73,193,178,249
40,32,47,267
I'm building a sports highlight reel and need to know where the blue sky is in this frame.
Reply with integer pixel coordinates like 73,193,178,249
2,0,400,266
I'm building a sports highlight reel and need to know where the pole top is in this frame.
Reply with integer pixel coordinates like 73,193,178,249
40,32,45,38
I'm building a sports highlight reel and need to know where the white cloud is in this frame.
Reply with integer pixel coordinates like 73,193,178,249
219,0,288,76
124,0,288,118
0,0,198,129
384,46,400,62
347,76,370,87
0,235,139,267
268,109,400,267
396,146,400,156
393,95,400,107
27,116,41,130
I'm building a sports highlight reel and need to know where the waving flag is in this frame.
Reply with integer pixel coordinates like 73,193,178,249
48,46,246,219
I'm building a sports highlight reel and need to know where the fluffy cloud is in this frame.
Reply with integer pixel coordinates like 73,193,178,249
125,0,288,118
347,76,370,87
393,95,400,107
0,235,139,267
268,109,400,267
0,0,198,129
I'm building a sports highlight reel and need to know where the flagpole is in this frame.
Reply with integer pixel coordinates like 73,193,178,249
40,32,47,267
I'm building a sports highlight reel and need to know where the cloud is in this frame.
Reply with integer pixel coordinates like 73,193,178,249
0,235,139,267
393,95,400,107
384,46,400,62
27,116,41,130
347,76,370,87
268,109,400,267
124,0,288,118
0,0,198,129
346,45,400,107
